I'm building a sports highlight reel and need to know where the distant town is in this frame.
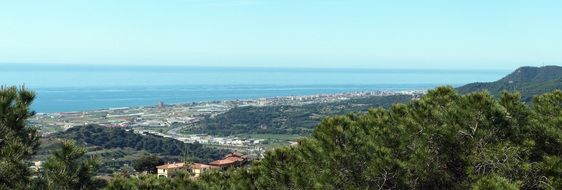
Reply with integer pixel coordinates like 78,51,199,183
30,90,425,149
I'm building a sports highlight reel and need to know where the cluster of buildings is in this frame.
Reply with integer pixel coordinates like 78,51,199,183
248,90,424,106
31,102,230,133
177,135,263,146
156,153,249,178
132,129,264,147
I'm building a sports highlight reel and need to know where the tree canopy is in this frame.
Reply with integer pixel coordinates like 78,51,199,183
132,155,165,174
38,140,104,190
0,86,39,189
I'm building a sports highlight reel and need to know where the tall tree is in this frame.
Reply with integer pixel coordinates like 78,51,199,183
0,86,39,189
39,140,101,190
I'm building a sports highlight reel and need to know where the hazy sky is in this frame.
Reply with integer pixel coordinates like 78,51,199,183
1,0,560,69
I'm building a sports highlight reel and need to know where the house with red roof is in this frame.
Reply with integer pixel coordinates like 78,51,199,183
209,153,248,168
155,153,248,178
191,163,219,177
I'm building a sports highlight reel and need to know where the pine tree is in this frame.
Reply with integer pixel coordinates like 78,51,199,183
0,86,39,189
39,140,101,190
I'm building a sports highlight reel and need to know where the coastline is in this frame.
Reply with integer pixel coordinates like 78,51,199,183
34,87,430,114
32,84,439,114
30,89,426,134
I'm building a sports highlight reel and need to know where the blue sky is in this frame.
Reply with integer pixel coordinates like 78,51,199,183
0,0,561,69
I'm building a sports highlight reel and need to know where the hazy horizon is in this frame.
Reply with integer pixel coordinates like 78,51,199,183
0,63,510,112
1,63,510,88
2,0,559,112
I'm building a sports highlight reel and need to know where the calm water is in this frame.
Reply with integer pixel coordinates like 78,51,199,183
0,64,510,113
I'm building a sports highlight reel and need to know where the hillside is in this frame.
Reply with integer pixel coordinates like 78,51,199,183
56,125,227,162
36,125,228,174
457,66,562,101
186,95,414,136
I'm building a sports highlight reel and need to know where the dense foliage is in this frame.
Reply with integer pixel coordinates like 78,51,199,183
0,86,40,189
132,155,165,174
191,95,413,136
1,86,102,190
107,172,199,190
108,87,561,189
58,125,227,163
458,66,562,101
36,140,104,190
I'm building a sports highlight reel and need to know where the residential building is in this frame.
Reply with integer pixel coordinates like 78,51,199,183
190,163,217,177
156,162,187,178
209,153,248,168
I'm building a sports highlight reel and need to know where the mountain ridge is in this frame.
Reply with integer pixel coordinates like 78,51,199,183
457,65,562,101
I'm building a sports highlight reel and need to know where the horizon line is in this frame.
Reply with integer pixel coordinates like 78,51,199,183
0,62,519,72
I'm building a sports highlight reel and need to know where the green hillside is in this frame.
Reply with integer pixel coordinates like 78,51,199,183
34,125,229,174
56,125,227,163
457,66,562,101
186,95,414,136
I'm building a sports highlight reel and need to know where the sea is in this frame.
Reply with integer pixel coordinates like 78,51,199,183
0,64,510,113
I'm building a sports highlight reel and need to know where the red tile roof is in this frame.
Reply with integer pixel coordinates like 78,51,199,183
191,163,217,169
209,153,247,166
225,156,244,162
209,159,237,166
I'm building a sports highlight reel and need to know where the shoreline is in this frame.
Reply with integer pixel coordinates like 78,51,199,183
36,88,428,114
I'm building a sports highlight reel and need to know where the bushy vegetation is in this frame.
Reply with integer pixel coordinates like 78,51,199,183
0,86,40,189
36,140,105,190
58,125,228,163
107,173,199,190
132,155,165,174
190,95,413,136
107,87,562,189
